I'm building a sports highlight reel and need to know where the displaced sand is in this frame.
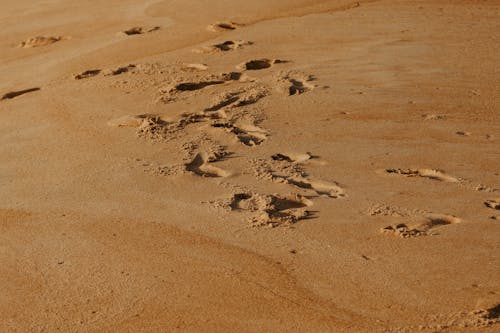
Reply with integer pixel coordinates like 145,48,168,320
1,0,499,332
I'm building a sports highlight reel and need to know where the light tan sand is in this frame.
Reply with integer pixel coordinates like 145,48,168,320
1,0,499,332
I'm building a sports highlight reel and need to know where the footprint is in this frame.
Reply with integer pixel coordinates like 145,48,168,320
287,177,346,198
74,69,101,80
18,36,62,48
456,131,471,137
385,168,460,183
205,85,267,112
368,204,411,218
214,40,252,51
271,152,313,163
230,123,268,146
197,40,253,53
185,152,230,178
381,213,461,238
103,64,136,76
136,116,170,140
174,80,226,91
207,22,241,32
485,199,500,210
252,158,345,198
229,192,313,227
1,88,40,100
122,26,160,35
288,78,315,95
278,73,316,95
434,298,500,329
159,72,245,103
211,120,268,146
136,113,207,142
471,300,500,323
205,93,241,112
238,59,285,71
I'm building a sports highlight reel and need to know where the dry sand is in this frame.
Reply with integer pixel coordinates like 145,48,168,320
1,0,500,332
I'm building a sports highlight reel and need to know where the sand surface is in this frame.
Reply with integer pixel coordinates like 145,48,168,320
1,0,500,332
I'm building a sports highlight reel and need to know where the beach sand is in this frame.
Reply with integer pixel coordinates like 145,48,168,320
1,0,499,332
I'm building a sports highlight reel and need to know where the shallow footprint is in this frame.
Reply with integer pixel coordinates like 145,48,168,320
19,36,61,48
272,152,313,163
385,168,460,183
205,85,267,112
287,177,346,198
381,213,461,238
197,40,253,53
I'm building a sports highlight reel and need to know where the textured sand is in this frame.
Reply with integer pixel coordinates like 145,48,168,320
1,0,499,332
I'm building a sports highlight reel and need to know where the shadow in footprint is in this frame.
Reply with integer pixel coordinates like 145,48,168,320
185,153,230,178
272,152,314,163
208,22,241,32
289,79,315,95
213,40,253,52
122,26,160,35
485,199,500,210
229,192,313,227
386,168,460,183
74,70,101,80
382,213,461,238
1,88,40,100
175,81,225,91
287,177,346,198
244,59,273,70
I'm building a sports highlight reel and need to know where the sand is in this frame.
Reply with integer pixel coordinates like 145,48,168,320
1,0,499,332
